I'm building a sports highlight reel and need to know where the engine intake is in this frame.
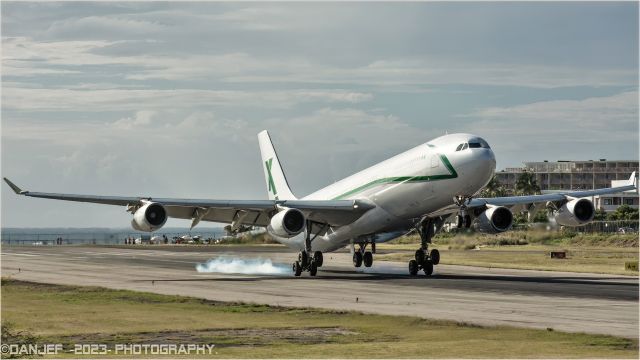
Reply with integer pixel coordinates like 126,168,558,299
131,202,168,232
268,208,306,238
474,206,513,234
554,198,595,226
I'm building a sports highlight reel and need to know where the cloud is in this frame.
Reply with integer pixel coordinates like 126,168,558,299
113,110,157,130
463,91,638,139
226,60,638,89
3,36,636,88
456,91,639,165
2,87,373,112
46,15,169,38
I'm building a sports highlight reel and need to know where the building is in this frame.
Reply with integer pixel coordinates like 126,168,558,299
496,160,639,191
593,179,639,212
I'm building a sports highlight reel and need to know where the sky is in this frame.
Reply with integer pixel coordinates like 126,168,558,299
1,1,638,228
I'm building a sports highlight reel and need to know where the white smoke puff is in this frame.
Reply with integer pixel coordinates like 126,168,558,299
196,256,290,275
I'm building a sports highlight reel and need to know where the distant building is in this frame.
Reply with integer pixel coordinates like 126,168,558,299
496,160,639,191
495,159,639,212
593,179,639,212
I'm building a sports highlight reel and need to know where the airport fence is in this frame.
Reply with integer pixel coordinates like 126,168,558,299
571,220,638,233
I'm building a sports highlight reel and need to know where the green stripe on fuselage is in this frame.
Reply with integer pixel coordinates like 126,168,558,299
332,153,458,200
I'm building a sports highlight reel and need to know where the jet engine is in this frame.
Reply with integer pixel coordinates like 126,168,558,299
554,198,595,226
474,206,513,234
131,202,168,232
267,208,306,238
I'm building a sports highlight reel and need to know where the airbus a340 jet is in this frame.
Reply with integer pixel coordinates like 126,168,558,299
4,131,636,276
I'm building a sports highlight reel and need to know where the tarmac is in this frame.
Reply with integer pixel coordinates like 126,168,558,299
1,245,638,338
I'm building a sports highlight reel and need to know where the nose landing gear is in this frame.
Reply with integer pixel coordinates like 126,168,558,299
455,195,473,229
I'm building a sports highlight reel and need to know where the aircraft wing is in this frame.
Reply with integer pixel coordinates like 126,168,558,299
3,178,375,228
427,171,637,217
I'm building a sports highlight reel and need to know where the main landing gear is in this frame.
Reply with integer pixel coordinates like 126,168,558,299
292,250,323,276
352,241,375,268
292,221,327,277
408,218,440,276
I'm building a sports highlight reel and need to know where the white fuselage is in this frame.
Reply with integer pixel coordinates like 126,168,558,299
270,133,496,252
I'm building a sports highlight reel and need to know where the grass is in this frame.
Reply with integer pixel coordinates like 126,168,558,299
377,231,639,275
1,279,638,358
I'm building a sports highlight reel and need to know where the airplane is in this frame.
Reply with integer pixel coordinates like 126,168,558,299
4,131,637,277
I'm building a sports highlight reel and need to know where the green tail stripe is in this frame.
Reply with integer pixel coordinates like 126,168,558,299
265,158,277,196
332,153,457,200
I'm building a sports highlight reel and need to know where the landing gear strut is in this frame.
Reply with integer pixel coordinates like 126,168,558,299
292,221,326,277
408,218,440,276
455,195,473,229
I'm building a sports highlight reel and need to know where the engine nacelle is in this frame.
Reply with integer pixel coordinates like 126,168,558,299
131,202,168,232
554,198,595,226
267,208,306,238
474,206,513,234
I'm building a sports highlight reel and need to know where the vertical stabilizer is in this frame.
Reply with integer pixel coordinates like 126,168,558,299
258,130,297,200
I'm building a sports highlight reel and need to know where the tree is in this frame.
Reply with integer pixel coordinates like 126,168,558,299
593,208,607,221
479,176,507,198
607,204,640,221
515,171,541,195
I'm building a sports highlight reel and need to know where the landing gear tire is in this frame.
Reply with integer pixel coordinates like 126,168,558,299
430,249,440,265
353,252,363,267
408,260,419,276
309,261,318,276
363,251,373,267
456,215,463,228
293,261,302,277
423,261,434,276
313,251,323,267
415,249,426,264
298,251,309,267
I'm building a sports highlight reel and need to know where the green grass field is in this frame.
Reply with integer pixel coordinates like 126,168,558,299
378,231,639,275
1,279,638,358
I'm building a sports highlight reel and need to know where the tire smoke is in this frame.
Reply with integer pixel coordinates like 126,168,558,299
195,255,290,275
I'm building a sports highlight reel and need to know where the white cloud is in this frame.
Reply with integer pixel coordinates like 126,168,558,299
464,91,638,138
2,87,373,111
226,60,637,89
3,36,636,88
456,92,639,165
113,110,157,130
46,15,169,37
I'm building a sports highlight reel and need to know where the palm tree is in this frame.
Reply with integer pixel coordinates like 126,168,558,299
515,171,541,195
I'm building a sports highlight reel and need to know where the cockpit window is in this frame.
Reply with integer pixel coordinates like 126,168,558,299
468,138,491,149
456,138,490,151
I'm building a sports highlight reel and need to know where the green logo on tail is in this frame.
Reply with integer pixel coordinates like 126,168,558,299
265,158,278,198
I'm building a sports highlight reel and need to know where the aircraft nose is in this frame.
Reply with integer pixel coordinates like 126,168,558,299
471,148,496,182
483,148,496,171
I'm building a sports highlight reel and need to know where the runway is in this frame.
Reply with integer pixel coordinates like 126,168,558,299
2,245,638,338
